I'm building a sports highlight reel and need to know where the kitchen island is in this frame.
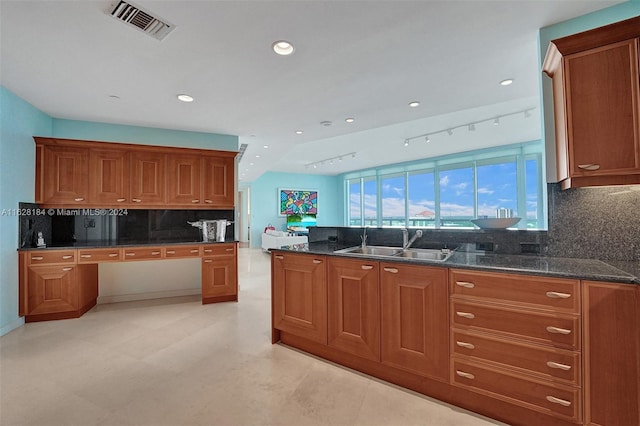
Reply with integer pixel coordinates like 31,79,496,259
271,240,639,426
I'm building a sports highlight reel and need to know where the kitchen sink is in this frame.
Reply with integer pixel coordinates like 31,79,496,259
334,245,455,261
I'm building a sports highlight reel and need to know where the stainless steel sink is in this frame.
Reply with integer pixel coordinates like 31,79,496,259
334,246,403,256
334,245,454,261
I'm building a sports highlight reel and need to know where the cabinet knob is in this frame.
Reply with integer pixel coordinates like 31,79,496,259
312,259,322,264
204,259,213,263
226,248,234,252
126,253,135,257
361,265,374,270
456,341,475,349
546,326,571,335
62,255,73,259
108,253,119,257
456,281,475,289
116,198,126,202
456,311,475,319
275,255,284,260
455,370,475,380
74,197,85,202
151,251,161,256
546,361,572,371
191,199,200,203
31,256,44,261
204,249,213,253
383,267,398,273
546,396,572,407
166,250,176,255
132,198,142,203
577,164,600,171
62,267,73,271
80,254,92,258
204,200,213,204
190,249,199,254
546,291,571,299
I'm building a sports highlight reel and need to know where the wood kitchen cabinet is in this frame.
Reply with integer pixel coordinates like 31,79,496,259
543,16,640,189
583,281,640,426
449,269,582,423
327,257,380,361
37,142,90,204
201,243,238,304
167,154,201,205
130,151,166,205
272,252,327,344
380,262,448,381
89,148,130,205
202,155,235,208
19,250,97,322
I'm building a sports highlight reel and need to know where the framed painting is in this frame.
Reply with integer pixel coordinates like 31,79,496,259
279,189,318,216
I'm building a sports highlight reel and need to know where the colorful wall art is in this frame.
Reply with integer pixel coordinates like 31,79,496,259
279,189,318,216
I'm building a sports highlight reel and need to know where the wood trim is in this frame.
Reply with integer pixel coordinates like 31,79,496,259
202,294,237,304
550,16,640,56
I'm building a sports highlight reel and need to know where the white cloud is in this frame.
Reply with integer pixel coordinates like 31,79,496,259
440,175,450,186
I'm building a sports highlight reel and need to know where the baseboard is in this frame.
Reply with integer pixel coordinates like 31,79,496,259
97,288,201,304
0,317,25,336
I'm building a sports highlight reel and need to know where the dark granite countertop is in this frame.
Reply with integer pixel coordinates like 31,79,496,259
273,241,640,285
18,239,238,251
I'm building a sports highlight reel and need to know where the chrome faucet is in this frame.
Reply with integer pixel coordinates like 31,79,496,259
361,227,368,248
402,229,423,250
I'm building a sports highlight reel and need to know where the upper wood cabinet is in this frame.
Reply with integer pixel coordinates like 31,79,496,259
34,137,237,209
543,16,640,189
37,143,90,204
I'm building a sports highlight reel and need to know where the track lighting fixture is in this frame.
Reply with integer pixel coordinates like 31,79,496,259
305,152,356,169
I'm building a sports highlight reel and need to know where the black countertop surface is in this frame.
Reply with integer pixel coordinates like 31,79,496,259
273,241,640,285
18,239,237,250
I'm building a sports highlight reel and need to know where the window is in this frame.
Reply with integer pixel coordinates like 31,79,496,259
343,141,546,230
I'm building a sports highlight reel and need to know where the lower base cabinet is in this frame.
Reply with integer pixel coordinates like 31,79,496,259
202,243,238,304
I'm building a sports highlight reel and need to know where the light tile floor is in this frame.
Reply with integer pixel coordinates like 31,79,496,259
1,248,506,426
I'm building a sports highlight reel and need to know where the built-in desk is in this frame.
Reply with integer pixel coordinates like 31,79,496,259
18,242,238,322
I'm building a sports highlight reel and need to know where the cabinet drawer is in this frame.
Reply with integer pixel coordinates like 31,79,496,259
452,358,581,423
165,245,201,258
452,329,581,386
451,300,580,350
122,247,164,261
202,244,236,257
450,269,580,313
77,248,122,263
28,250,76,265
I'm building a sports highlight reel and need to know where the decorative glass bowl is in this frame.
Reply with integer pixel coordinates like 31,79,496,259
471,217,521,229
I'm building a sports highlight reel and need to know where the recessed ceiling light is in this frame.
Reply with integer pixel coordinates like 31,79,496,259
177,94,194,102
272,40,294,56
295,130,303,135
500,79,514,86
263,145,269,149
345,117,355,123
109,95,120,99
408,101,420,108
255,155,260,158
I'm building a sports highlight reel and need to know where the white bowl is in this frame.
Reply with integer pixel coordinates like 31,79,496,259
471,217,521,229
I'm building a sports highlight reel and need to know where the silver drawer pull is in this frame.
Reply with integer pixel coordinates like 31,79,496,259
166,250,176,255
74,197,85,201
577,163,600,171
31,256,44,261
62,255,73,259
108,253,118,257
190,249,199,254
547,361,572,371
126,253,135,256
546,291,571,299
361,265,374,270
132,198,142,203
204,249,213,253
456,311,475,319
456,341,475,349
204,259,213,263
313,259,322,264
546,396,572,407
151,251,161,256
204,199,213,203
546,326,571,335
456,281,475,289
191,199,200,203
80,254,92,258
116,198,126,202
455,370,475,380
62,267,73,271
226,248,234,252
274,255,284,260
383,267,398,273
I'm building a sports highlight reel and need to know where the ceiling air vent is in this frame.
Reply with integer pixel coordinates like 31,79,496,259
237,144,248,162
109,1,175,41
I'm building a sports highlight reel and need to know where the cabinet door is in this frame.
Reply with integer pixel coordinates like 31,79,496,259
380,263,448,381
167,154,201,205
565,39,640,177
202,256,237,298
327,258,380,361
130,151,166,205
202,156,234,208
272,253,327,344
27,265,78,315
583,281,640,426
42,145,89,204
89,149,129,205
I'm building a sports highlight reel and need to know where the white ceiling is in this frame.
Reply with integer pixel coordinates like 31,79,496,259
0,0,624,182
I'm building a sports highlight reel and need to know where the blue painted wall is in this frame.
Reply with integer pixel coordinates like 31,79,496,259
248,172,342,248
0,87,53,335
